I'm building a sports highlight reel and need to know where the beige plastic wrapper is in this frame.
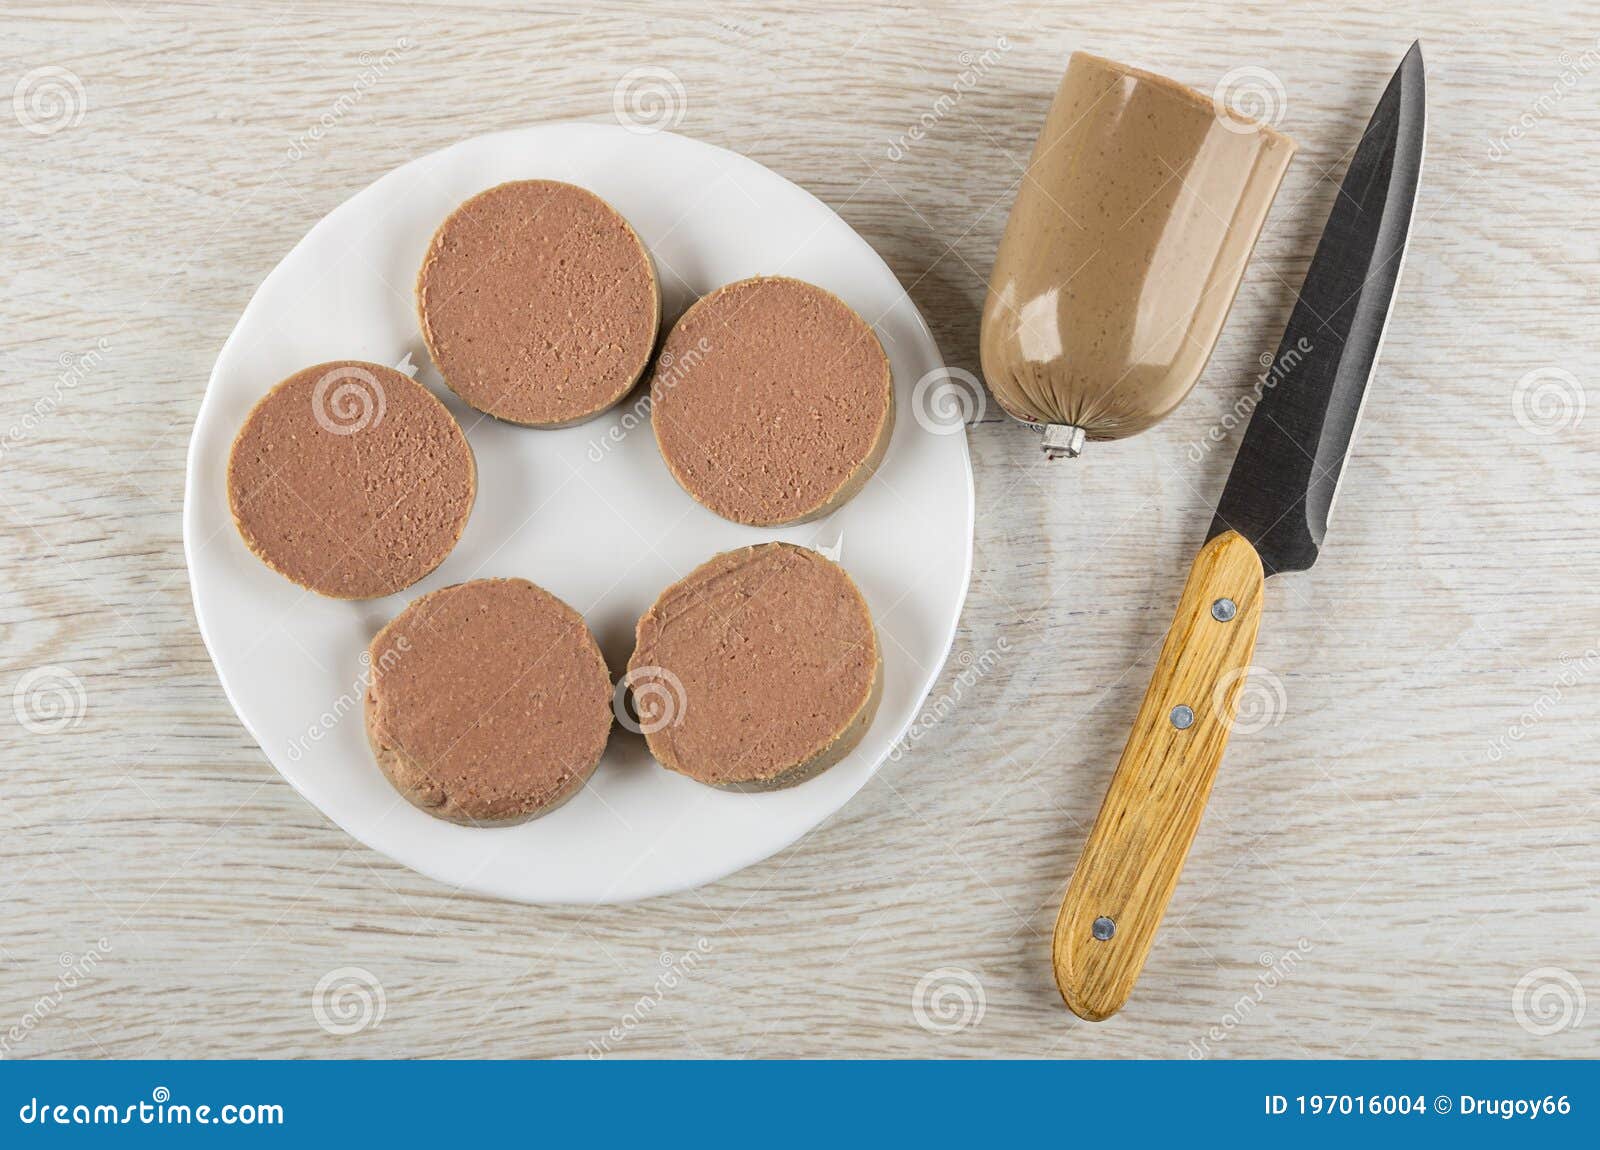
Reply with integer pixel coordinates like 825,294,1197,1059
980,53,1296,458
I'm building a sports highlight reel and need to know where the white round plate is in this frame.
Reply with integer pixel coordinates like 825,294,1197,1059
184,123,973,904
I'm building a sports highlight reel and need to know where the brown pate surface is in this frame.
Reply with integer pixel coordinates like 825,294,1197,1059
365,578,613,823
650,276,893,526
416,179,659,427
226,360,475,599
628,542,879,786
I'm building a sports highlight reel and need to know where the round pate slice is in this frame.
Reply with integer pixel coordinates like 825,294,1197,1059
416,179,660,427
364,578,613,825
650,276,894,527
227,360,475,599
627,542,881,790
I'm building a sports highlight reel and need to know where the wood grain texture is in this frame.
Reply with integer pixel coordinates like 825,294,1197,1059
1054,530,1264,1021
2,0,1598,1060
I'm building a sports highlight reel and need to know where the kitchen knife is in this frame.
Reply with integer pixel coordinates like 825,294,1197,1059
1051,42,1426,1022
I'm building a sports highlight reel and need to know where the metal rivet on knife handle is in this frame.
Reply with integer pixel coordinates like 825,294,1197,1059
1212,597,1237,622
1169,705,1194,729
1092,917,1116,942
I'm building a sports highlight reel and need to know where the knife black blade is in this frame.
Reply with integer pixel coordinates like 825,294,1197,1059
1208,42,1426,576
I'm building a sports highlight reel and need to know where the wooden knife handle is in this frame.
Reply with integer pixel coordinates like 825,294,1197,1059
1053,529,1266,1021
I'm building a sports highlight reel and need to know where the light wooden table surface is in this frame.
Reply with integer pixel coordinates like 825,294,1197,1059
3,0,1596,1059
